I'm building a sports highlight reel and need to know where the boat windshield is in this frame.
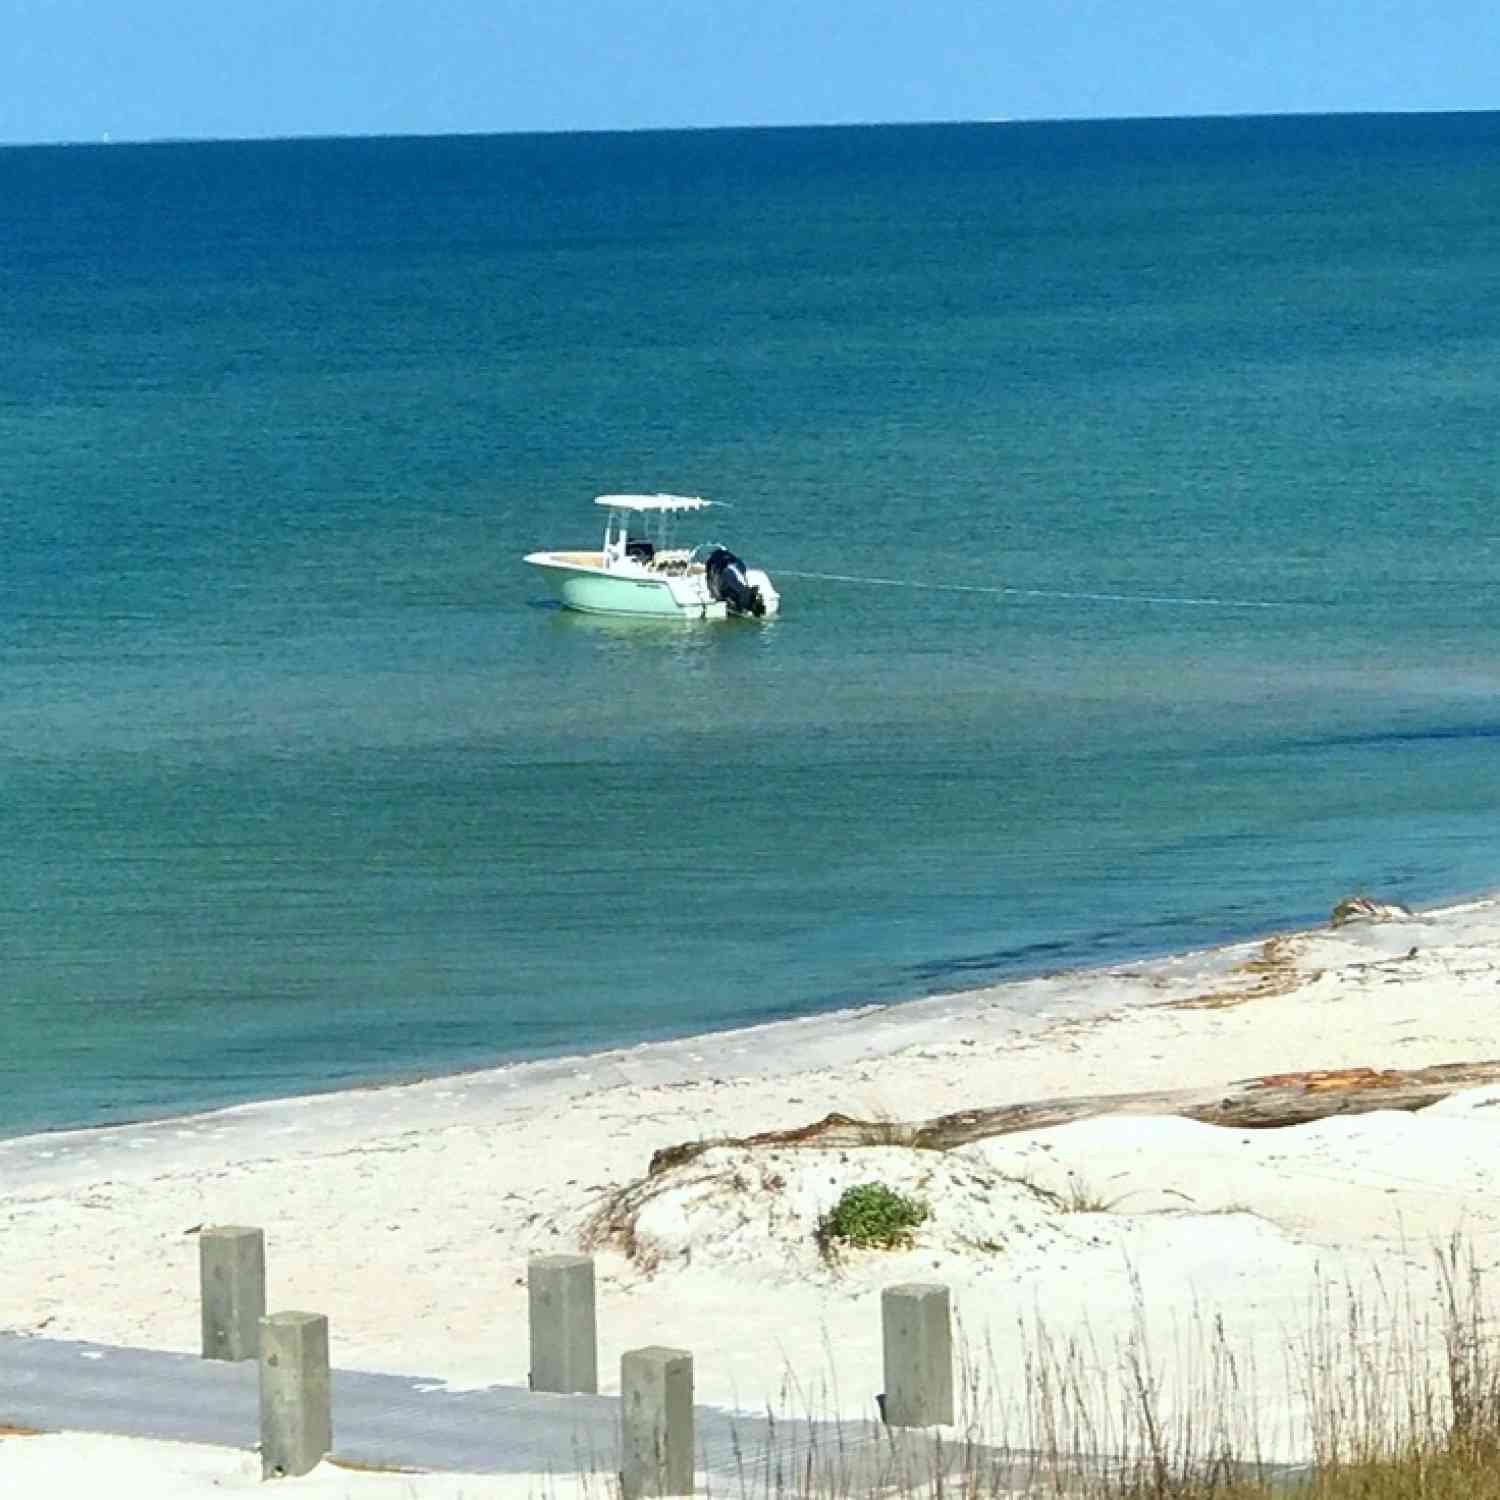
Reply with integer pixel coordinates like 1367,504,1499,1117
601,507,662,566
620,509,676,558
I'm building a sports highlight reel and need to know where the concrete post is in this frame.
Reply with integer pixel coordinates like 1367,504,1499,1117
199,1225,266,1362
881,1283,954,1427
259,1311,332,1479
620,1346,694,1499
528,1254,599,1394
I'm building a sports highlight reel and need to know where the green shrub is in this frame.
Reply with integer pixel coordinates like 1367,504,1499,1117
815,1181,928,1255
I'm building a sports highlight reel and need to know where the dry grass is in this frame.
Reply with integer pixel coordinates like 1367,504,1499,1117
664,1238,1500,1500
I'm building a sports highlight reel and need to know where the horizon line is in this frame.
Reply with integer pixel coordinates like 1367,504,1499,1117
3,104,1497,152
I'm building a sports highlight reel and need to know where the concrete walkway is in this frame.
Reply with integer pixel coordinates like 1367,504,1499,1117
0,1333,981,1483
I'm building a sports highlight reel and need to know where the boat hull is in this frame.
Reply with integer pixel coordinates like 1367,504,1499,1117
525,553,728,618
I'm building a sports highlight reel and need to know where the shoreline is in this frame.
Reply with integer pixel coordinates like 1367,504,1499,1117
8,887,1500,1494
0,897,1339,1181
9,881,1488,1153
0,911,1271,1146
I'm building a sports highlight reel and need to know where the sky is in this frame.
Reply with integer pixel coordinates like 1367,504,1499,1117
1,0,1494,145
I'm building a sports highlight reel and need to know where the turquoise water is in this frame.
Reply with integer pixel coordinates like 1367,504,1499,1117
4,114,1500,1135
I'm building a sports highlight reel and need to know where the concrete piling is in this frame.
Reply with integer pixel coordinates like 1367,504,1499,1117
881,1282,954,1427
528,1253,599,1394
620,1345,694,1499
199,1225,266,1362
259,1311,332,1479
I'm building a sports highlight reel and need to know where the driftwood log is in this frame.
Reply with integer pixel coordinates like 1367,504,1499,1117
648,1060,1500,1176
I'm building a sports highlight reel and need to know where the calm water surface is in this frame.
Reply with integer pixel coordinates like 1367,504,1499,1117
3,114,1500,1134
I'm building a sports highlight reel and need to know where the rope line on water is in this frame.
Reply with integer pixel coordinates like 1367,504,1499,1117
772,568,1309,611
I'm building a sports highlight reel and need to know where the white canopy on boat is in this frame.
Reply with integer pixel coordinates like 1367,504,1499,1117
593,493,714,513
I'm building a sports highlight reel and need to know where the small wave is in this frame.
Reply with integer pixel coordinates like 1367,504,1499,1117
1297,723,1500,750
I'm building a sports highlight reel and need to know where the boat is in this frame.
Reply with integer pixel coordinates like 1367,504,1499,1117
524,494,781,620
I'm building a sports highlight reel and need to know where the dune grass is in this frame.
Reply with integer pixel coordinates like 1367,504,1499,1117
655,1237,1500,1500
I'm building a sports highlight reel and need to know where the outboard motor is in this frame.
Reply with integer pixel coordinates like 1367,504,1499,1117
703,546,765,617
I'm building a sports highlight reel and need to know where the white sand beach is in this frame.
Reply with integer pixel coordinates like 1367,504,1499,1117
6,895,1500,1496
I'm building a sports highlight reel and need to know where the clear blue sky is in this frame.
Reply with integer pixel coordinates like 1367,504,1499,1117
2,0,1494,145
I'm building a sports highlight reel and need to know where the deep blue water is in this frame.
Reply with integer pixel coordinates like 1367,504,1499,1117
4,113,1500,1135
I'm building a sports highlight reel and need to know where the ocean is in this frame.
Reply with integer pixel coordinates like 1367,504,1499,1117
4,112,1499,1137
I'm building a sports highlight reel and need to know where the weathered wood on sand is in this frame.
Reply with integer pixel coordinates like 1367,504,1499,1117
647,1060,1500,1176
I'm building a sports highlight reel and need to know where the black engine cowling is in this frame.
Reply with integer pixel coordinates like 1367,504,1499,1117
703,547,765,617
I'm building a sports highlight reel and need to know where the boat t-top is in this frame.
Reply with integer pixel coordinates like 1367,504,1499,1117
524,494,780,619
